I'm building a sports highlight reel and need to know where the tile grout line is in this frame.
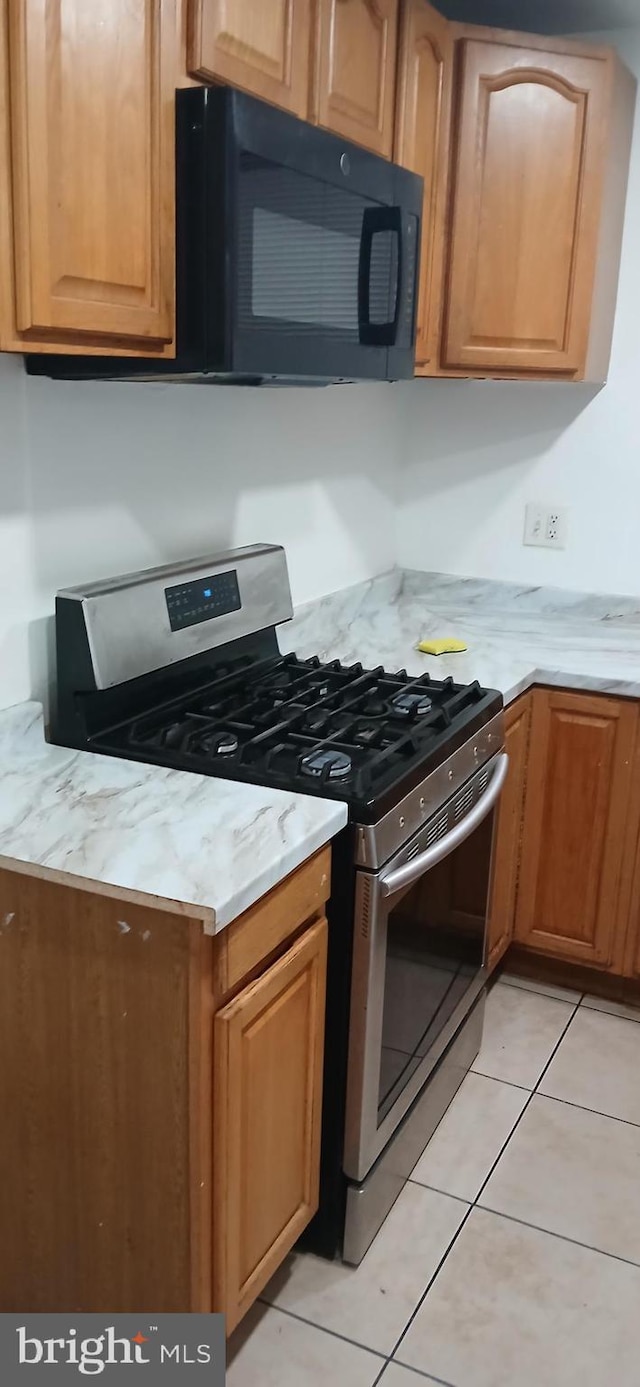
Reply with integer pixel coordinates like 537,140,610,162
255,1296,388,1362
262,996,589,1382
499,976,582,1004
579,998,640,1025
469,1067,532,1091
388,996,583,1377
473,1202,640,1273
533,1087,640,1131
371,1358,457,1387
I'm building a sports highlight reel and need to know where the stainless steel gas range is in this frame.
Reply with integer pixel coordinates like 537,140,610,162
52,544,507,1265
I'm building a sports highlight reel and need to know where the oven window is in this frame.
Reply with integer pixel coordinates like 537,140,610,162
237,155,398,337
377,813,493,1125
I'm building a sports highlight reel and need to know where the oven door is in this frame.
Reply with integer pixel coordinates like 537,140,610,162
344,752,509,1183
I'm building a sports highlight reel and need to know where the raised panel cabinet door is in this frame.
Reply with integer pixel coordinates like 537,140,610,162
394,0,452,369
213,916,328,1333
514,690,638,969
8,0,175,345
311,0,399,157
187,0,311,116
443,39,610,375
486,695,532,972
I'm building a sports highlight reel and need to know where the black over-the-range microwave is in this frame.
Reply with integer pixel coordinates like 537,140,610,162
27,87,424,386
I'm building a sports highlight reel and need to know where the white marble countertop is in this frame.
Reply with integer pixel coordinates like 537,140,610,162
0,703,347,933
3,568,640,933
280,569,640,703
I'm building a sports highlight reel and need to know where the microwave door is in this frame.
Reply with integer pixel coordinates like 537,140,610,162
234,158,389,379
225,93,419,380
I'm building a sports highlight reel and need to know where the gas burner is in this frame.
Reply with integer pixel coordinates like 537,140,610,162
199,730,239,757
162,721,189,750
305,711,330,735
390,691,433,719
353,724,380,746
300,748,352,782
363,697,387,718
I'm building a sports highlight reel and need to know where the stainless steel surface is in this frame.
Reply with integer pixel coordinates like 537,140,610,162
354,711,505,867
379,753,509,898
59,545,293,690
344,751,505,1184
342,995,484,1265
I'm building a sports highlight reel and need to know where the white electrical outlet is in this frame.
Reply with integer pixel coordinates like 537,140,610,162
524,503,568,550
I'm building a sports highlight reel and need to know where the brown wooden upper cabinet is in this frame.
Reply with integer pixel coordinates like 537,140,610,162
0,0,177,356
440,33,635,380
311,0,399,158
394,0,452,370
514,689,639,971
187,0,312,117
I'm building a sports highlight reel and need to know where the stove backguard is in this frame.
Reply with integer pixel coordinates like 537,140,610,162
53,545,293,744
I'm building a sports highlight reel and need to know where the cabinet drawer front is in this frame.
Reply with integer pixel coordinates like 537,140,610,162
515,690,638,968
187,0,311,117
212,846,331,1003
9,0,175,344
213,917,328,1332
443,40,610,375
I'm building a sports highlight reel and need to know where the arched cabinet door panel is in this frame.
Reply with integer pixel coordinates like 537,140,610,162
443,40,610,376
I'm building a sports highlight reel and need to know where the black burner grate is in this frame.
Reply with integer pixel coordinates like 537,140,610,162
93,653,501,819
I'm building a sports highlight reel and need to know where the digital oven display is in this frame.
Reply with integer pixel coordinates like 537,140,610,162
165,570,241,632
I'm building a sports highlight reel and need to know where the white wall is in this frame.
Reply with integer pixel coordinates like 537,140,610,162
0,368,403,711
398,30,640,597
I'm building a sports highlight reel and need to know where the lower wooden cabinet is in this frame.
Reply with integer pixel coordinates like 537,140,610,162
212,915,327,1333
486,694,532,972
514,689,639,969
0,847,331,1328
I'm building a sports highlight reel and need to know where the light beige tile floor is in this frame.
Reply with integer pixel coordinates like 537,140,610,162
581,992,640,1023
501,971,583,1004
263,1181,467,1355
539,1005,640,1124
470,980,576,1087
480,1092,640,1263
231,983,640,1386
411,1070,528,1201
226,1303,383,1386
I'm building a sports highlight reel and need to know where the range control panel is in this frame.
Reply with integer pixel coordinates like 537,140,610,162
165,569,241,632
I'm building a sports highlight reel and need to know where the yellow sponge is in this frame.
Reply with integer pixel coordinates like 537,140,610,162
416,637,468,656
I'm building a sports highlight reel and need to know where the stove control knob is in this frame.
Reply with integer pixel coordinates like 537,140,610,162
419,796,425,810
399,815,405,828
448,769,454,782
474,745,479,758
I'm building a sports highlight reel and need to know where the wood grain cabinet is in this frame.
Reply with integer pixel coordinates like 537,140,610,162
0,847,331,1330
441,34,635,380
311,0,399,157
213,916,327,1333
0,0,177,355
514,690,639,970
187,0,311,116
394,0,452,370
486,694,532,972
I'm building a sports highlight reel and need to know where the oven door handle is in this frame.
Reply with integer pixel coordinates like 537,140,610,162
379,752,510,899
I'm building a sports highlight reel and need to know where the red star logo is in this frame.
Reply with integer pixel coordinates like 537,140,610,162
131,1332,149,1345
